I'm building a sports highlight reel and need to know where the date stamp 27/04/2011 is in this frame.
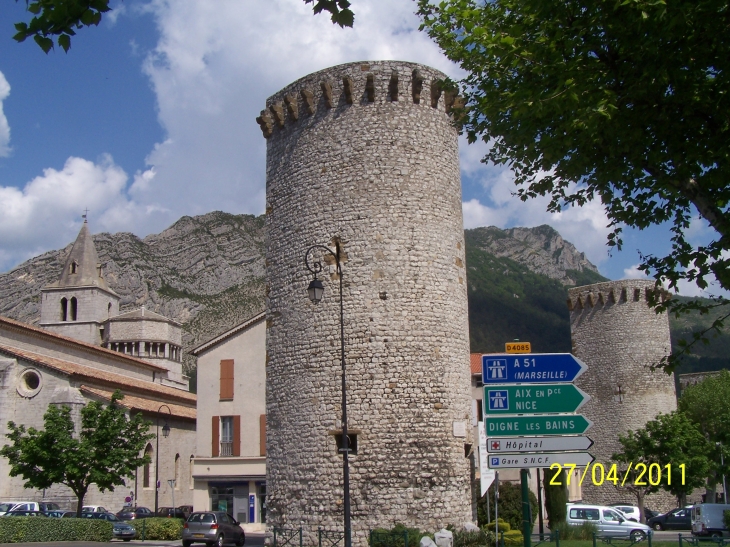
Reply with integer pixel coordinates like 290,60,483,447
548,462,687,487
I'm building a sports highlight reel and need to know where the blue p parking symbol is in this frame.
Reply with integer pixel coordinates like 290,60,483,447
491,457,500,467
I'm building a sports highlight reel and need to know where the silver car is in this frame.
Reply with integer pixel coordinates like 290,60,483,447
567,504,651,541
182,511,245,547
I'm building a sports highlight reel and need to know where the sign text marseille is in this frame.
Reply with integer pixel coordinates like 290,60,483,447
482,353,587,384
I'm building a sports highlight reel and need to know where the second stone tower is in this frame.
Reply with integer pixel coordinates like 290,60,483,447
262,61,473,542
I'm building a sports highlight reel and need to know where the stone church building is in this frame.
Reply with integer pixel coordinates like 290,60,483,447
0,220,196,511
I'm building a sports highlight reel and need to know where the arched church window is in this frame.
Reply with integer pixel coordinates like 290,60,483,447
70,297,78,321
60,298,68,321
108,302,112,318
70,261,78,274
143,444,153,488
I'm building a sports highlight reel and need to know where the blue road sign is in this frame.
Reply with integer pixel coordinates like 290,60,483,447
482,353,587,384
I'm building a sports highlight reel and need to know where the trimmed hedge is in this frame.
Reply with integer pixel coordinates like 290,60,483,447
127,517,184,540
0,517,113,543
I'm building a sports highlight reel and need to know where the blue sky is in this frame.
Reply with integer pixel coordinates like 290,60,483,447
0,0,721,297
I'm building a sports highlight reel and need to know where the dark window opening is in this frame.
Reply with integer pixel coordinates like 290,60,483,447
334,433,358,455
70,297,78,321
70,262,78,274
60,298,68,321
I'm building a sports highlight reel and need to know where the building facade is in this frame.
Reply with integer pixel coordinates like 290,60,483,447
0,220,195,510
190,313,267,532
262,61,474,543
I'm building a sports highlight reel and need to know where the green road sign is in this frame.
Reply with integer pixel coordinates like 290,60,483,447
485,414,593,437
484,384,590,415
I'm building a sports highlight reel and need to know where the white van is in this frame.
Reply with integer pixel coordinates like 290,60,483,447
691,503,730,537
567,504,652,541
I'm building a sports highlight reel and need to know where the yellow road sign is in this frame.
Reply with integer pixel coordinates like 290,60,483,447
505,342,531,353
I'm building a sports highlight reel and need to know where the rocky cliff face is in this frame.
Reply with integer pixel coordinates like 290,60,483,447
466,224,600,285
0,214,599,368
0,212,266,367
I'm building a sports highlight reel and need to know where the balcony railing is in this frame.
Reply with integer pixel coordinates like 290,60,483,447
220,442,233,456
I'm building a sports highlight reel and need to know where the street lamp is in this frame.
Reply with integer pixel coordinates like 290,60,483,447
304,241,351,547
718,442,727,504
155,404,171,515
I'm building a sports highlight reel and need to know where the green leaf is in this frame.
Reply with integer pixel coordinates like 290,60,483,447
58,34,70,52
34,34,53,53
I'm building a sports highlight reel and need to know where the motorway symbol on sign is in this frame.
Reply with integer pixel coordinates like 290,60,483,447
505,342,531,354
485,414,593,437
488,451,594,469
487,436,594,453
482,353,587,384
484,384,591,414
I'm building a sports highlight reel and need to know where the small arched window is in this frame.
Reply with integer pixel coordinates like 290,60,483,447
108,302,112,318
70,261,78,274
60,298,68,322
70,297,78,321
143,444,153,488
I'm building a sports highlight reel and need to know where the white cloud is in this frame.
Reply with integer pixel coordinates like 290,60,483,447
622,264,648,279
0,70,11,158
129,0,457,221
460,143,612,266
0,156,157,270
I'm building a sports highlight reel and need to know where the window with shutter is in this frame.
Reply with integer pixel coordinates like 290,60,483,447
220,360,234,400
233,415,241,457
211,416,220,457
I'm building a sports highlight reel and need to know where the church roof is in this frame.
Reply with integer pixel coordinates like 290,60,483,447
109,307,182,325
44,221,117,295
0,315,167,373
80,385,196,420
0,343,196,405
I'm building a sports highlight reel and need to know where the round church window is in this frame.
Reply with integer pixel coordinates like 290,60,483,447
17,368,42,398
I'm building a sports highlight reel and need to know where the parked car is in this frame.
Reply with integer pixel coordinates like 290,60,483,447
608,504,641,522
77,512,136,541
3,510,48,517
644,508,660,520
182,511,246,547
158,506,188,518
178,505,194,519
116,506,154,520
691,503,730,537
567,504,652,541
648,507,692,531
82,505,108,513
46,510,76,518
0,501,60,514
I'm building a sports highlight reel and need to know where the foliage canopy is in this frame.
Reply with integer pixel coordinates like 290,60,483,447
418,0,730,369
0,391,153,514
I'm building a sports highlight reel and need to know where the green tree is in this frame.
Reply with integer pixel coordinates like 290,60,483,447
0,391,153,514
485,480,538,532
612,411,711,510
418,0,730,368
543,468,568,529
14,0,355,53
678,370,730,501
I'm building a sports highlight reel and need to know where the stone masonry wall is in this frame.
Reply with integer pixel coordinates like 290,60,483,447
568,280,677,512
264,61,473,545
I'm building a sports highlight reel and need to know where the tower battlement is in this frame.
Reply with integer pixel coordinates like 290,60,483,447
567,280,669,311
256,61,463,138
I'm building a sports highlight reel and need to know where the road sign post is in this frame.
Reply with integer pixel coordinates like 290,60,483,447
482,354,587,384
486,414,593,437
488,451,595,469
484,384,590,414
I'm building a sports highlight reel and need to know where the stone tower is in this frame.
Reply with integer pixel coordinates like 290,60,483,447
262,61,473,542
568,280,677,509
40,219,120,345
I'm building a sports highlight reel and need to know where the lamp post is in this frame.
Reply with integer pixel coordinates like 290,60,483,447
304,241,351,547
718,442,727,504
154,404,171,515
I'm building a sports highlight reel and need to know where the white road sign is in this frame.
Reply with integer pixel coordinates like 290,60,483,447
487,451,594,469
487,436,593,453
